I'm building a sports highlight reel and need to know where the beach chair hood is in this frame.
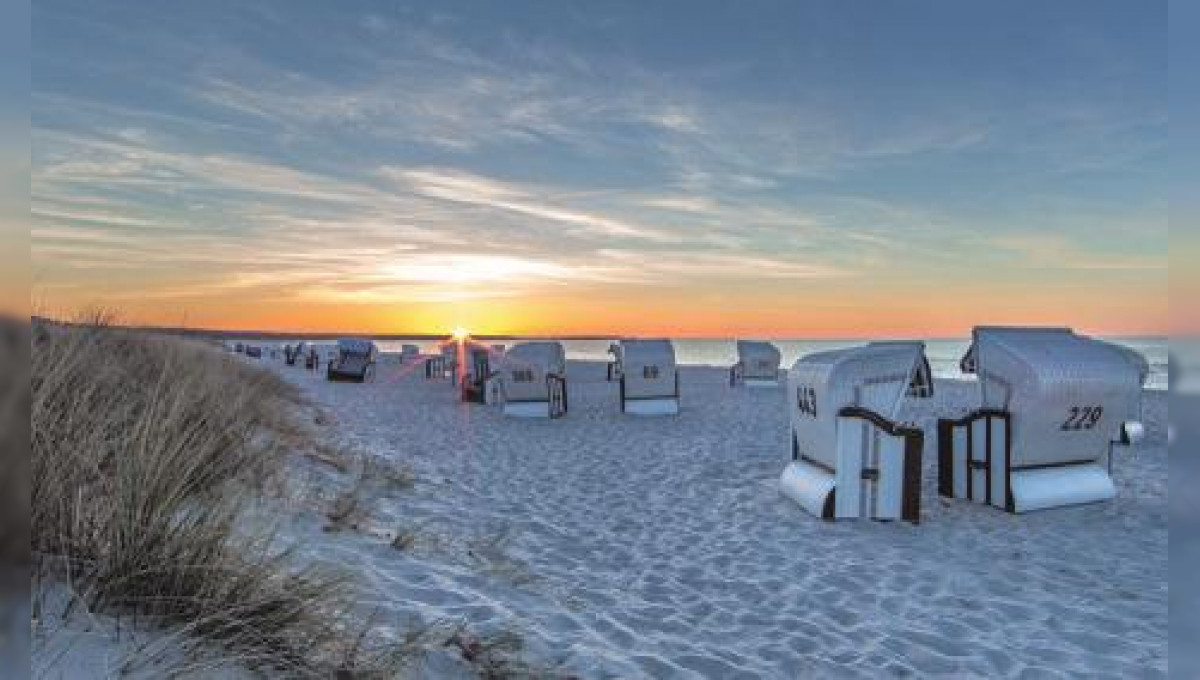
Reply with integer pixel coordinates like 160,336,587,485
619,339,678,400
327,338,377,381
788,342,929,472
736,340,782,381
962,327,1145,468
337,338,376,357
501,342,566,403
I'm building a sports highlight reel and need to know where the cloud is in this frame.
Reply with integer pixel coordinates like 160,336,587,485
28,4,1166,327
595,249,848,282
375,253,581,285
30,119,910,312
31,206,155,229
183,27,1000,185
989,233,1167,271
636,195,720,214
387,167,675,241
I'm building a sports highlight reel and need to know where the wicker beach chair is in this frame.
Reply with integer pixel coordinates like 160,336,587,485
326,338,378,383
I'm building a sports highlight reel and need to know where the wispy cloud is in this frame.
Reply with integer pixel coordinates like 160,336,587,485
595,249,848,282
31,206,155,229
989,233,1167,271
387,167,673,241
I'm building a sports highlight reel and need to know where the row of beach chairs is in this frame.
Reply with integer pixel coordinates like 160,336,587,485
437,327,1149,522
259,327,1149,521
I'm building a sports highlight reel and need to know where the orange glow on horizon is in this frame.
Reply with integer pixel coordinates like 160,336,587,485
35,282,1170,340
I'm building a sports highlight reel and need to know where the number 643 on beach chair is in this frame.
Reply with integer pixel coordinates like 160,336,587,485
779,342,934,524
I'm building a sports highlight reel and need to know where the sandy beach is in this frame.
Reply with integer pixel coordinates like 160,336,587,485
267,357,1168,679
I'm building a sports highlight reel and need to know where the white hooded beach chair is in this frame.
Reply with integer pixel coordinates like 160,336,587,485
500,342,568,418
400,344,420,363
425,342,459,381
286,341,308,367
731,340,782,387
326,338,378,383
617,339,680,415
779,342,932,524
461,342,501,404
939,327,1147,513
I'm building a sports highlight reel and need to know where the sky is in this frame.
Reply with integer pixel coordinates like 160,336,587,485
1,0,30,318
1171,0,1198,336
29,0,1168,338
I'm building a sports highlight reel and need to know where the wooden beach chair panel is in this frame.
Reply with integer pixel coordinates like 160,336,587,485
461,346,492,403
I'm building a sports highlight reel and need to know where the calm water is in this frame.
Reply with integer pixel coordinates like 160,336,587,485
355,336,1171,391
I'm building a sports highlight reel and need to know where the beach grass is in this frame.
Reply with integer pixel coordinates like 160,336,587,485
28,318,561,677
29,318,361,675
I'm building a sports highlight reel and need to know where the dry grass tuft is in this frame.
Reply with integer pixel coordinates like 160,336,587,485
361,454,417,491
30,318,547,677
390,529,418,552
28,319,373,675
319,447,416,535
467,533,539,588
448,627,577,680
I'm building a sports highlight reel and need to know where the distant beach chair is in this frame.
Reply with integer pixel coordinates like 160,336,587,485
500,342,569,418
779,342,932,524
617,339,680,415
939,327,1147,514
245,346,262,359
731,340,783,387
292,342,311,367
400,344,420,363
424,355,443,378
326,338,378,382
425,342,459,381
461,344,499,404
606,342,622,382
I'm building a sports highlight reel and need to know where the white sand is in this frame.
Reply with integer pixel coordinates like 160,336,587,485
32,584,253,680
275,359,1167,679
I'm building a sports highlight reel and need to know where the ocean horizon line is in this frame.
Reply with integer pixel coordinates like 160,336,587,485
32,317,1169,344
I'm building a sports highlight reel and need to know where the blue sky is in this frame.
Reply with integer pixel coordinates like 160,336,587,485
31,0,1168,335
1171,0,1198,333
1,0,30,315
